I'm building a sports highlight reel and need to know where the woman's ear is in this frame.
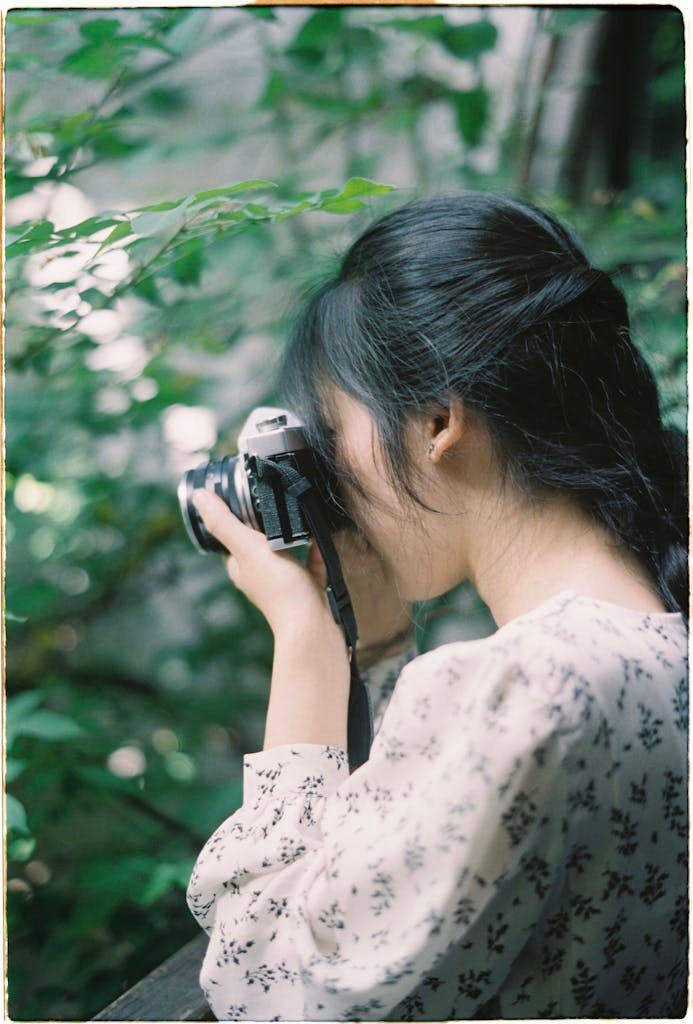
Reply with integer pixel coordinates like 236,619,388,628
426,400,466,463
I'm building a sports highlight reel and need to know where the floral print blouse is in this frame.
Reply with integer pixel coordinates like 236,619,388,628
187,590,688,1020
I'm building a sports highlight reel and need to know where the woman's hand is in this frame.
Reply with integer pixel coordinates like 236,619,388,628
192,489,334,636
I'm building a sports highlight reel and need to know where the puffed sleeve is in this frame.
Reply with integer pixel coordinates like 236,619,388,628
187,641,584,1021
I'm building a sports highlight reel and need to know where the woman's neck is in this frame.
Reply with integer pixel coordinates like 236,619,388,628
467,491,667,627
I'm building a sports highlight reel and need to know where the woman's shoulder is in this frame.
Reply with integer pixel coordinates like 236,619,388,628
370,590,686,808
495,588,687,664
396,589,687,729
410,589,686,668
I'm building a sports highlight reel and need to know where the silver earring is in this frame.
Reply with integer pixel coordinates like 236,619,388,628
427,442,435,459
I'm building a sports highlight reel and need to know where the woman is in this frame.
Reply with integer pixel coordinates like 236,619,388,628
186,193,688,1020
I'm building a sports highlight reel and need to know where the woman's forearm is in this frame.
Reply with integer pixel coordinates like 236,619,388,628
188,491,354,752
263,612,351,751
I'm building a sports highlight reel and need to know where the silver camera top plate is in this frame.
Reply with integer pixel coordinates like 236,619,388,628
238,406,309,460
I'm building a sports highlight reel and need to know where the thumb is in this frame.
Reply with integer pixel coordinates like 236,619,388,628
192,489,265,555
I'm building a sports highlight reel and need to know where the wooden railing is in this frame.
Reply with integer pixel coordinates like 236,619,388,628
92,933,212,1021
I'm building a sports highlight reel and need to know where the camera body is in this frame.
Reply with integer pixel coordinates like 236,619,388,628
178,406,349,553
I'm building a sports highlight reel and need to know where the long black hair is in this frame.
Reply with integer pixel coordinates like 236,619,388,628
282,192,688,618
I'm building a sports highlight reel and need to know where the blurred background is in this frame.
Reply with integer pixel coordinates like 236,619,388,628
5,6,686,1019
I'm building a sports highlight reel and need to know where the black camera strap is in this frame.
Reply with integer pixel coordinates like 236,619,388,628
255,457,373,770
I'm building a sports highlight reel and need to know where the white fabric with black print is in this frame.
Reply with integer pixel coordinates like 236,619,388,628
187,590,688,1021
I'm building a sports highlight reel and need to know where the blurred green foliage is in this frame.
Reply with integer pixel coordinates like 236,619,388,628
5,7,685,1020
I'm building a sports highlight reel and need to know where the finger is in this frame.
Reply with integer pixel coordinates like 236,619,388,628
192,489,265,554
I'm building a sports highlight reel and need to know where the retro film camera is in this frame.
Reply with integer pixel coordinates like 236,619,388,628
177,406,351,555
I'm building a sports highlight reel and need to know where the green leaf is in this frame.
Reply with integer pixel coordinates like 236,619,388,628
170,238,203,286
452,87,489,148
130,206,188,238
399,74,454,107
7,11,65,25
386,16,497,58
291,8,343,47
91,128,140,160
143,85,188,114
6,758,28,783
293,90,353,116
61,42,121,80
117,34,177,58
320,198,367,214
440,21,498,59
53,108,92,142
131,274,160,305
289,9,343,64
7,835,36,862
64,23,176,79
4,54,36,71
57,213,123,241
242,202,272,220
651,64,684,105
334,177,394,200
79,18,120,42
9,708,85,744
6,610,28,623
244,7,277,19
6,220,56,259
258,70,287,110
79,288,110,309
130,198,187,213
7,690,43,724
192,180,276,203
6,172,47,200
385,14,448,38
314,177,393,214
95,220,132,254
273,199,317,222
6,794,29,833
137,859,195,905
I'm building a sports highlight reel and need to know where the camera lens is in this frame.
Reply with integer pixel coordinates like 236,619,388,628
177,455,256,553
177,404,355,554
